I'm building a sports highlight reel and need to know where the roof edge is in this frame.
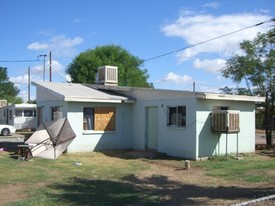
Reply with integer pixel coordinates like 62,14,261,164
197,93,265,102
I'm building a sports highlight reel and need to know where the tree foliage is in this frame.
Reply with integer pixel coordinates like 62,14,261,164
219,86,251,95
222,29,275,95
222,29,275,145
66,45,153,87
0,67,21,103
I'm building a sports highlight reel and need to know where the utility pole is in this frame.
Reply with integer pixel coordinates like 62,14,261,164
38,54,47,81
49,51,52,82
28,66,30,103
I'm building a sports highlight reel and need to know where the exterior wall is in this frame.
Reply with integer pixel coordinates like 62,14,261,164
0,108,8,124
196,99,256,159
130,97,198,159
66,102,132,152
36,100,66,123
36,97,132,152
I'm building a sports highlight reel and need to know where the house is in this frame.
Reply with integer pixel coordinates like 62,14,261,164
0,103,37,130
31,67,264,160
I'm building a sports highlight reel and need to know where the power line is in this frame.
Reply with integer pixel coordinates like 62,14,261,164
144,18,274,62
0,59,40,63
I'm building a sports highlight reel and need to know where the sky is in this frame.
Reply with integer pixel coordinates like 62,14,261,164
0,0,274,102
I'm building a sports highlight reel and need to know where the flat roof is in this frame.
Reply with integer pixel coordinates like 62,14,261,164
32,81,265,103
90,84,266,103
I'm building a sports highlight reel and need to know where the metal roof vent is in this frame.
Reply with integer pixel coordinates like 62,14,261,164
211,110,240,133
97,65,118,86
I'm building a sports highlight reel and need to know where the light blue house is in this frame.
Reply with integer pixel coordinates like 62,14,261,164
32,67,264,160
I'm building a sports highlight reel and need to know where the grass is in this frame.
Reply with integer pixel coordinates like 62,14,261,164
0,151,156,206
194,154,275,183
0,150,274,205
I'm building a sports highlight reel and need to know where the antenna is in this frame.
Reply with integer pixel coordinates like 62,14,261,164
65,74,72,83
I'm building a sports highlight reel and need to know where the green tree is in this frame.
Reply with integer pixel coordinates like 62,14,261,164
0,67,22,103
66,44,153,87
219,86,251,95
222,29,275,145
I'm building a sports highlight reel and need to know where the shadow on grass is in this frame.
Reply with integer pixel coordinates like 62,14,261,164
48,174,275,205
100,149,181,160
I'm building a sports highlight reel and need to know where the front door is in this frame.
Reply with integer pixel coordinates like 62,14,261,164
145,107,158,150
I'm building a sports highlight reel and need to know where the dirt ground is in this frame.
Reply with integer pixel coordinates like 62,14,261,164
123,150,275,206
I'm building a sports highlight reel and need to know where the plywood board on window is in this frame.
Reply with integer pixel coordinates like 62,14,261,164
94,107,115,131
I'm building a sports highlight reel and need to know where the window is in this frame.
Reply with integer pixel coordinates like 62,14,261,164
15,110,22,117
83,108,94,130
9,110,13,120
83,107,116,131
23,109,35,117
167,106,186,127
52,107,63,121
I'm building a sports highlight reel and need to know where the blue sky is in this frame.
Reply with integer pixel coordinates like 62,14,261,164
0,0,274,101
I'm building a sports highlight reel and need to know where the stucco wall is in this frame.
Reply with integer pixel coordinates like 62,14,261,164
130,98,198,159
65,102,132,152
196,99,256,159
37,100,66,122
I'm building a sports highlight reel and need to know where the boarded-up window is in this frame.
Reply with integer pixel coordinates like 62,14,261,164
94,107,115,131
83,107,116,131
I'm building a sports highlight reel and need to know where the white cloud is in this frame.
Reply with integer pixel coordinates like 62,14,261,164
27,35,83,57
10,74,29,85
193,58,226,73
161,12,272,63
202,2,219,9
160,72,192,84
27,42,49,50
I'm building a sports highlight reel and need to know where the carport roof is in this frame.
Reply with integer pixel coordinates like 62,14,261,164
32,81,135,103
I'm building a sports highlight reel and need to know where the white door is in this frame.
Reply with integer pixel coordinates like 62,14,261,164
146,107,158,150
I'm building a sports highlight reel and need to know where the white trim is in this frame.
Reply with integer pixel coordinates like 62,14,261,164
82,130,116,135
197,93,265,102
64,97,124,103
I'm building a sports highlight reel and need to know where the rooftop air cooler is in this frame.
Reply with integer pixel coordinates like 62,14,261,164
211,110,240,133
98,65,118,86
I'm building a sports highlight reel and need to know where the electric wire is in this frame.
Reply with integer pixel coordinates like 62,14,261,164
144,18,274,62
0,59,40,63
45,62,70,82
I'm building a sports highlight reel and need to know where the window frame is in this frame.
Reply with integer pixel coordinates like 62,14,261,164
83,106,116,133
23,109,35,117
51,106,63,121
167,105,186,127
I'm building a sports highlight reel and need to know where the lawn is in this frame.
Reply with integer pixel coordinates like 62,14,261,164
0,149,274,205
